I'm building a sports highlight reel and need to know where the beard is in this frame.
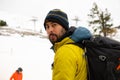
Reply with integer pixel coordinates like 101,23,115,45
48,28,67,45
49,33,58,44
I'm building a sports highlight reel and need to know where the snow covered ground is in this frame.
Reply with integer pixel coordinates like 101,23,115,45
0,34,54,80
0,27,120,80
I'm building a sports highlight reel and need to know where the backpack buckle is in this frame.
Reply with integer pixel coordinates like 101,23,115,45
99,55,106,61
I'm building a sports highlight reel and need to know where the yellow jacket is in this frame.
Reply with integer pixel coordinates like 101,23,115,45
52,37,87,80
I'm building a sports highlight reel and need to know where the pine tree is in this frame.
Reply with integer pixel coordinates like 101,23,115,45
88,3,113,37
0,20,7,27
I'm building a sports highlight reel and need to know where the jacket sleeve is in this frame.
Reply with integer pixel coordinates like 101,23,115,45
52,44,84,80
10,73,14,80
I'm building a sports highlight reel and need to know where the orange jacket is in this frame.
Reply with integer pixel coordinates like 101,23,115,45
10,71,23,80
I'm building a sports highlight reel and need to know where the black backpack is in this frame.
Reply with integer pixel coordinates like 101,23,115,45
76,36,120,80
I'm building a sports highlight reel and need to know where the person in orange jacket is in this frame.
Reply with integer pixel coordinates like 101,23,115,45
10,67,23,80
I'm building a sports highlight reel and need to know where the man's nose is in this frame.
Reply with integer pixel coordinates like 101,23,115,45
49,26,54,32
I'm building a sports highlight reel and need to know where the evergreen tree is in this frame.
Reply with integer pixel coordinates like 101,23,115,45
88,3,113,37
0,20,8,27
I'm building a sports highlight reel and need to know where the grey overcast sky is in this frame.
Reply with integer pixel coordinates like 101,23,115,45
0,0,120,30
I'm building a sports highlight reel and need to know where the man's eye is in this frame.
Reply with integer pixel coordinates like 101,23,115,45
46,25,49,29
52,23,57,27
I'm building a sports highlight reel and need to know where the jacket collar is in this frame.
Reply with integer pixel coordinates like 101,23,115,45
53,37,74,53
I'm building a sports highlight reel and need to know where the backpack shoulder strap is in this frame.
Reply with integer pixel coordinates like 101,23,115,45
68,42,85,49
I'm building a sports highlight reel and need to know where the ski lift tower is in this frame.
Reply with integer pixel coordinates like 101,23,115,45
72,16,80,26
30,16,38,32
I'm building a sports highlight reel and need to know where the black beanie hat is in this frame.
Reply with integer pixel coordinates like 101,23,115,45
44,9,69,31
17,67,23,72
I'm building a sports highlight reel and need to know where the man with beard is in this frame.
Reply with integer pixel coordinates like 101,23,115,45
44,9,91,80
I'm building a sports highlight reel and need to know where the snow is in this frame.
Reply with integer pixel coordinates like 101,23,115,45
0,33,54,80
0,27,120,80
